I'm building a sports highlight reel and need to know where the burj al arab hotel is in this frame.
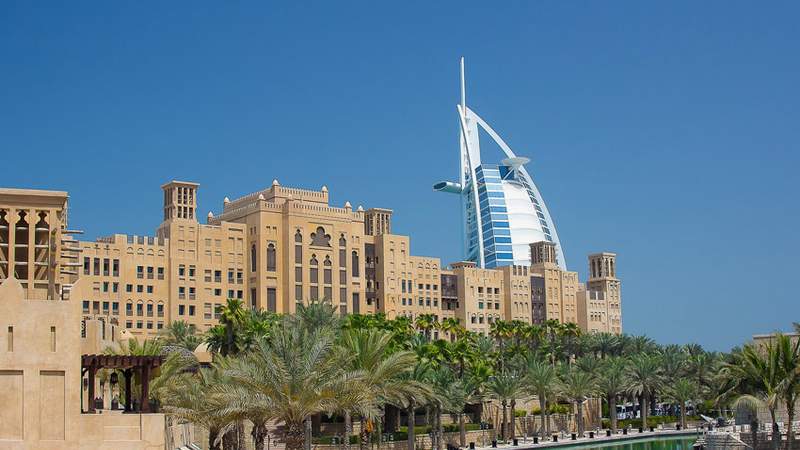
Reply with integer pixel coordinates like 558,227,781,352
434,58,567,270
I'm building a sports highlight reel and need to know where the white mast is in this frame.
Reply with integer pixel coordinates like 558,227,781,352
460,56,466,119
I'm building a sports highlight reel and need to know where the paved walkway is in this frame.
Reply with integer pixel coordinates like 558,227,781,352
473,428,704,449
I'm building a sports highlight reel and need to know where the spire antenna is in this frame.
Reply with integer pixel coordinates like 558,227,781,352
460,57,466,116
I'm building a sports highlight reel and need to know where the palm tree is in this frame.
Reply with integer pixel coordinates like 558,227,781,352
336,328,427,450
160,367,231,450
207,298,248,356
524,359,559,438
625,354,663,430
596,357,626,433
487,370,526,442
415,314,437,341
223,319,368,450
726,342,784,449
593,333,619,359
665,378,698,429
440,317,462,342
159,320,202,351
775,333,800,446
402,360,434,450
559,366,596,436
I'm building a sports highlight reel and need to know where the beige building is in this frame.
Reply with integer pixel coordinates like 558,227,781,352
4,182,622,341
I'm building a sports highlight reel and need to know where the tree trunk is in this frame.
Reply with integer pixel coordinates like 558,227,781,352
501,401,508,442
640,394,648,431
407,403,416,450
576,402,584,436
609,395,618,433
239,421,246,450
770,409,780,450
539,392,548,437
359,418,369,450
305,418,312,450
285,421,305,450
209,429,221,450
436,406,444,450
751,418,759,450
343,411,352,450
252,421,267,450
459,413,466,448
222,429,238,450
787,402,795,446
510,399,517,441
680,402,686,430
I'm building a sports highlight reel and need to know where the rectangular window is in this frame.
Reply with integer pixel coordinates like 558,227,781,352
352,293,360,314
178,305,185,315
126,303,133,315
112,259,119,277
204,303,212,320
136,303,143,316
102,301,109,313
295,266,303,282
126,284,133,293
339,270,346,284
112,282,118,293
147,285,153,294
82,300,89,314
267,288,277,313
189,305,195,316
136,265,143,279
189,287,195,300
204,270,212,282
352,252,359,277
103,259,110,276
324,286,332,300
50,326,56,352
339,288,347,304
214,270,221,283
137,285,143,293
228,289,234,299
147,266,154,279
94,258,100,276
146,303,153,317
102,282,109,292
323,268,332,284
214,288,221,296
189,266,195,278
179,265,186,277
157,267,164,280
112,302,119,315
83,257,90,275
295,245,302,264
295,284,303,301
157,303,164,317
310,286,319,300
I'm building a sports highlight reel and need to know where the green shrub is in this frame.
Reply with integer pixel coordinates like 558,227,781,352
514,410,527,417
599,415,701,430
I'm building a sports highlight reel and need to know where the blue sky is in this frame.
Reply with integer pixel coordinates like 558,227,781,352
2,2,798,351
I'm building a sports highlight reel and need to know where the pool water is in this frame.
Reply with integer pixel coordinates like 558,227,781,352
559,436,696,449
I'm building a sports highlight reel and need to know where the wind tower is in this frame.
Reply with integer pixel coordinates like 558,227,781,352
433,57,566,269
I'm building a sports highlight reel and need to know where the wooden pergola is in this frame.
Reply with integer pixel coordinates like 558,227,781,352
81,354,164,413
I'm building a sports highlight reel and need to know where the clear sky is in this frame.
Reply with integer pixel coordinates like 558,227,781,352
2,2,798,351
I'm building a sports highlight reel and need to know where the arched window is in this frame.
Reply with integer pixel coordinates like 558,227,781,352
310,255,319,284
266,243,276,272
323,256,332,284
250,244,257,272
295,230,303,263
338,235,347,268
310,226,331,247
351,251,360,277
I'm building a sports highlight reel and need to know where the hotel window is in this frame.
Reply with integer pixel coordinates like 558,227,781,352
136,321,143,329
179,287,185,299
310,256,319,284
250,244,257,272
126,321,132,329
339,270,346,284
340,288,347,305
147,285,153,294
126,302,133,315
157,267,164,280
189,287,195,300
228,289,234,299
228,270,234,284
267,288,277,313
204,303,212,320
112,282,118,293
136,302,143,316
112,259,119,277
103,282,109,292
103,259,110,276
82,300,90,314
310,286,319,301
189,305,195,316
179,265,186,277
324,286,332,300
137,285,143,293
263,243,276,272
237,271,243,284
204,270,212,282
338,236,347,268
214,270,221,283
323,256,332,284
146,322,153,330
94,258,101,275
112,302,119,315
83,257,90,275
178,305,185,316
157,303,164,317
351,251,359,277
352,293,360,314
102,301,109,314
401,280,406,293
237,290,242,299
214,288,221,296
136,266,143,279
147,266,154,279
189,266,195,278
146,303,153,317
295,284,303,301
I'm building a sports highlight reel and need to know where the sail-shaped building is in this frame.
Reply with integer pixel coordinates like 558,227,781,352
434,58,566,270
